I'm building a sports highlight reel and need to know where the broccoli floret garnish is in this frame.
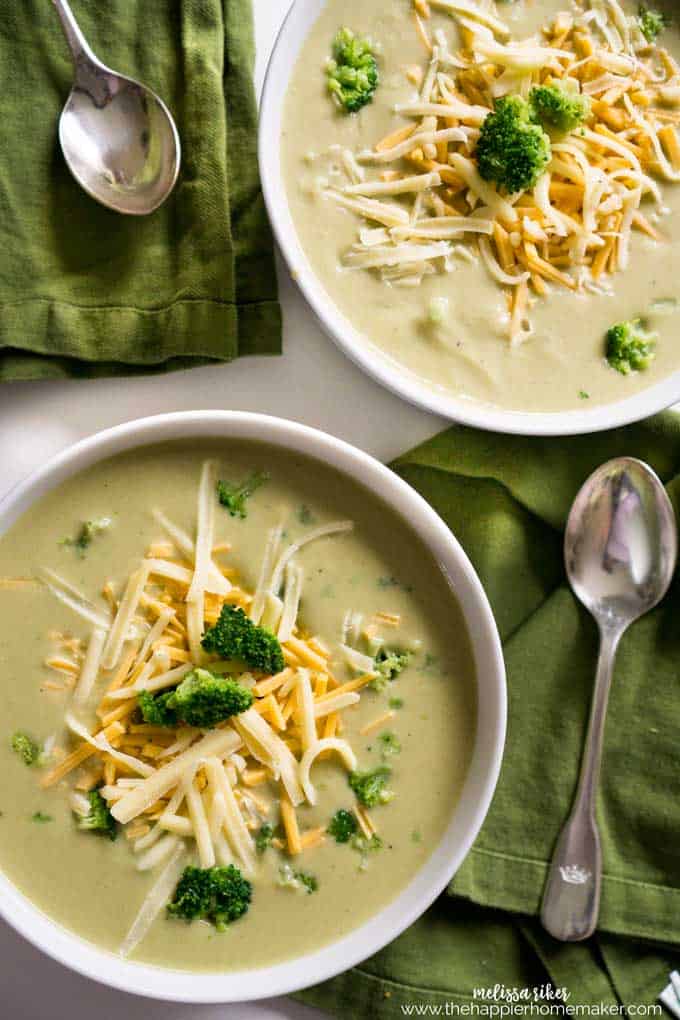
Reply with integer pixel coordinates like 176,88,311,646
255,822,275,854
31,811,53,823
328,808,359,843
529,85,590,133
137,689,178,727
352,833,383,869
61,517,111,557
168,865,252,931
605,319,656,374
216,472,269,519
349,765,394,807
476,95,551,193
167,668,253,727
297,871,318,894
75,790,117,841
370,648,410,692
277,863,318,894
378,731,401,758
327,28,379,114
202,605,285,675
11,731,43,766
638,5,666,41
389,696,404,710
139,668,253,729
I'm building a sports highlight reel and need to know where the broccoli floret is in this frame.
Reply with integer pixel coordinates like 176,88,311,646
327,28,379,113
202,605,284,675
297,871,318,894
476,95,551,193
378,731,401,758
31,811,53,823
370,648,410,692
388,696,404,710
217,472,269,519
255,822,275,854
137,689,178,727
61,517,111,557
277,863,318,894
638,5,666,42
352,833,383,855
529,85,590,133
351,833,383,870
75,790,117,841
139,668,253,729
11,731,42,766
168,668,254,727
168,865,251,931
605,319,656,374
349,765,394,807
328,808,359,843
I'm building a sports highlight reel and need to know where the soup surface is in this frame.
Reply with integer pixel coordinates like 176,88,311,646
0,441,475,971
282,0,680,412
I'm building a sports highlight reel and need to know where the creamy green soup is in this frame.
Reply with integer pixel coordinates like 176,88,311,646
0,441,475,971
282,0,680,412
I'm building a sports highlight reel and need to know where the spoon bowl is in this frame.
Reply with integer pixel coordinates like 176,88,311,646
53,0,180,215
541,456,677,942
565,457,677,627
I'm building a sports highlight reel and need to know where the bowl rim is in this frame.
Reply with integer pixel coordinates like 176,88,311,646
0,410,506,1003
258,0,680,437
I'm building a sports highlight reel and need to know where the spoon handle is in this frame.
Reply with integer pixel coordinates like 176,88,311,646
540,626,621,941
52,0,95,66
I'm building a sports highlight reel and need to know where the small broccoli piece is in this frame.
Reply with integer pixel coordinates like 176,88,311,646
297,871,318,894
327,28,379,113
349,765,394,807
328,809,359,843
529,85,590,133
638,5,666,41
217,472,269,519
168,865,251,931
255,822,275,854
31,811,53,823
75,790,117,841
351,833,383,870
388,696,404,710
202,605,284,675
61,517,111,557
11,731,42,766
605,319,656,374
137,689,178,727
378,731,401,757
476,95,551,193
370,647,410,692
277,863,318,893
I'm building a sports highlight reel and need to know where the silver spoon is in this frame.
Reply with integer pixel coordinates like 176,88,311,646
541,457,677,942
52,0,180,215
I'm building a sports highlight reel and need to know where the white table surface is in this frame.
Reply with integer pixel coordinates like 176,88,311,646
0,2,444,1016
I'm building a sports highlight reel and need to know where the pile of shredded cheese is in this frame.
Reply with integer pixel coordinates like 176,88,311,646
30,461,406,956
317,0,680,343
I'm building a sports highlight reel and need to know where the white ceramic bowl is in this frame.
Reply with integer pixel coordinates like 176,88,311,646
259,0,680,436
0,411,505,1003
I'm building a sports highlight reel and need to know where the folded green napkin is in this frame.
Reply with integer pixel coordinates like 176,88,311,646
298,412,680,1017
0,0,280,380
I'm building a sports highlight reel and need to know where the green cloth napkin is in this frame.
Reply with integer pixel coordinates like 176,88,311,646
0,0,280,380
298,413,680,1018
